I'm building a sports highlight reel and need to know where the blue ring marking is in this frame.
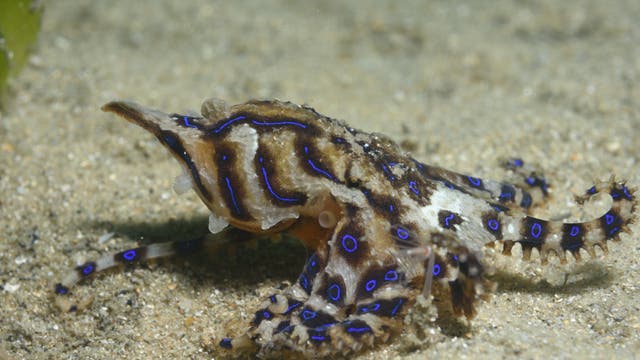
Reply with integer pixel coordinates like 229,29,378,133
224,177,243,215
384,270,398,281
453,255,459,262
487,219,500,231
396,227,409,240
341,234,358,253
333,137,346,143
530,222,542,239
365,279,377,292
605,213,615,225
258,157,302,203
302,309,317,320
622,185,632,200
608,227,620,236
587,186,597,195
526,177,535,185
388,204,395,212
123,250,137,261
310,335,326,341
327,283,341,302
221,154,227,161
269,295,277,303
432,264,441,276
444,181,455,190
219,338,233,349
263,311,272,320
390,298,404,316
212,116,246,134
570,225,580,237
409,181,420,195
444,213,455,228
467,176,482,187
81,263,95,276
251,119,307,129
54,283,69,295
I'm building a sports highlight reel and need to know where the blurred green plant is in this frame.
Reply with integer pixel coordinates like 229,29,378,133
0,0,43,105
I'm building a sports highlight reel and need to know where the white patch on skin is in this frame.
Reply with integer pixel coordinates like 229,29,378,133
173,171,193,195
227,125,300,230
208,213,229,234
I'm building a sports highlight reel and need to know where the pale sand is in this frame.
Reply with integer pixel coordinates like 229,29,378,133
1,1,639,359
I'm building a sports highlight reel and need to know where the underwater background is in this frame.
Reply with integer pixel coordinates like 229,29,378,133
1,1,639,358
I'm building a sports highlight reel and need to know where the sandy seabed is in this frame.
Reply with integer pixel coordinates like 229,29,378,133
1,1,639,359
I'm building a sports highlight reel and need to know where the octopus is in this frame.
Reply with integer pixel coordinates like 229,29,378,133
54,98,637,358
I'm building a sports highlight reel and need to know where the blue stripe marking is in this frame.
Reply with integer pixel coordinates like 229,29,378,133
161,132,210,200
467,176,482,187
381,163,396,180
303,146,337,181
251,119,307,128
409,181,420,195
283,301,302,315
224,177,242,215
182,116,199,128
347,326,371,333
259,157,302,203
212,116,246,134
390,298,403,316
307,159,336,180
444,213,455,228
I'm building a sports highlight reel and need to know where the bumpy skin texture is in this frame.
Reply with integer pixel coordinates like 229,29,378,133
55,99,636,358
